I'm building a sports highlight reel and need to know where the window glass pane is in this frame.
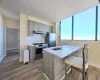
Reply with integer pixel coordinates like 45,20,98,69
61,17,72,40
98,4,100,40
74,7,96,40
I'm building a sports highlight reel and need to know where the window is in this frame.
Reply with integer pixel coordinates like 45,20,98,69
98,4,100,40
74,7,96,40
61,17,72,40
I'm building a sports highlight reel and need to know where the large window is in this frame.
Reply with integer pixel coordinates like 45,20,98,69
61,17,72,40
74,7,96,40
60,5,100,41
98,4,100,40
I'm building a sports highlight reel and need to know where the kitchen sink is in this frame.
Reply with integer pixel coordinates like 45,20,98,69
52,47,61,50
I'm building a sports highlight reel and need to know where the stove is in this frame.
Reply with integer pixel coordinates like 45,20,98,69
33,43,48,60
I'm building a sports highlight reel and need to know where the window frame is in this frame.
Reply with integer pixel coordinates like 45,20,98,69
73,7,96,40
95,6,98,41
72,16,74,40
60,16,73,40
60,5,99,41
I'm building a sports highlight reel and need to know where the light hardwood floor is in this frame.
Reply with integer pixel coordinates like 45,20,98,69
0,52,100,80
64,66,100,80
0,52,46,80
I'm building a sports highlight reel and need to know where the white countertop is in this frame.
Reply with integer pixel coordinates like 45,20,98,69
43,45,81,58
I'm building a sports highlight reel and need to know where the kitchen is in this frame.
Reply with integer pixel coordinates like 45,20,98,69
27,19,89,80
0,0,100,80
26,16,99,80
28,20,56,61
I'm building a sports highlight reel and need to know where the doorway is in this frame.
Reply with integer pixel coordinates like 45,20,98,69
6,27,19,59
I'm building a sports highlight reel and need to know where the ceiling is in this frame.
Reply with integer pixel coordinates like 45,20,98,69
0,8,19,20
0,0,99,22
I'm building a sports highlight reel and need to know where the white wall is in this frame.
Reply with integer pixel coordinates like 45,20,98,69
52,22,56,33
4,17,19,29
28,16,53,26
19,13,54,62
0,13,4,62
53,22,61,46
20,13,28,62
3,17,20,53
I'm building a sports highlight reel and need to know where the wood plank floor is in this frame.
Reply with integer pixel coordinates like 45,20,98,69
0,52,100,80
0,52,46,80
65,66,100,80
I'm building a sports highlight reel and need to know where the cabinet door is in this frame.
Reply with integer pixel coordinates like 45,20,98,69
34,22,39,31
38,23,44,32
43,25,47,34
46,25,51,33
43,51,50,79
28,20,35,36
45,25,49,32
43,51,56,80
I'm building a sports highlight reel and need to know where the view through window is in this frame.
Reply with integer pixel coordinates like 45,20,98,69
61,17,72,40
74,7,96,40
61,6,98,40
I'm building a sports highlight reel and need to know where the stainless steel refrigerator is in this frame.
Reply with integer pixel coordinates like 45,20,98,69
45,32,56,47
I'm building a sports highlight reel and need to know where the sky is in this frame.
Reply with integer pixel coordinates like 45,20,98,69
61,5,100,40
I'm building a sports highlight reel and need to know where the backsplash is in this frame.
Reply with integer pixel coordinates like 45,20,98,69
28,20,52,45
28,34,44,45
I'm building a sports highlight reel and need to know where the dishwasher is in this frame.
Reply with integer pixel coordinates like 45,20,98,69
28,45,36,61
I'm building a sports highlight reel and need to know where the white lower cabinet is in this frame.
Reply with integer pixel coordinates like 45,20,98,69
28,45,36,61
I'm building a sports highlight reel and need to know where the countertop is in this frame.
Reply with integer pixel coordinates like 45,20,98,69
43,45,81,58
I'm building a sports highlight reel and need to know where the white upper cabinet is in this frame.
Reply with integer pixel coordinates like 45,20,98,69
34,22,39,31
38,23,44,32
44,25,47,34
28,20,51,36
28,20,34,36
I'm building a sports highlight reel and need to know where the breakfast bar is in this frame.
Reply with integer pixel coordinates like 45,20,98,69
43,45,81,80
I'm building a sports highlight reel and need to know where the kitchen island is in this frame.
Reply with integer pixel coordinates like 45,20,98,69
43,45,81,80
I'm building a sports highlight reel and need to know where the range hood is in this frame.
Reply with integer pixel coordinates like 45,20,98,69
33,30,44,34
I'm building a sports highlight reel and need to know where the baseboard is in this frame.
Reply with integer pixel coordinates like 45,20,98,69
55,68,71,80
89,63,100,69
0,56,4,62
6,48,18,51
56,70,65,80
7,49,18,52
19,58,23,63
43,73,49,80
